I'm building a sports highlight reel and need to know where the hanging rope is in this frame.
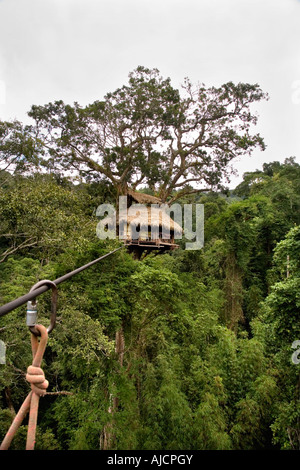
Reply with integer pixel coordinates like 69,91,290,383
0,324,48,450
0,248,123,449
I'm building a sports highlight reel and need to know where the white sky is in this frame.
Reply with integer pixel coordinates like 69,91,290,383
0,0,300,187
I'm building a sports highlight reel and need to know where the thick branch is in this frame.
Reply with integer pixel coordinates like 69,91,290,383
0,237,38,263
168,187,210,204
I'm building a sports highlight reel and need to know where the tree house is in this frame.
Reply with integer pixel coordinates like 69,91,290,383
118,189,182,259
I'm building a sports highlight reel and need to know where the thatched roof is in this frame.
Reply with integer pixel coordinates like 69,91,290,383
101,206,182,238
127,189,162,205
120,206,182,236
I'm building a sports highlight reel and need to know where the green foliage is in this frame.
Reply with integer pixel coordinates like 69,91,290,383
24,67,267,202
0,146,299,449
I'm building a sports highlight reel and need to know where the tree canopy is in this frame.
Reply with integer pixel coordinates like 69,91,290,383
26,66,267,202
0,68,299,451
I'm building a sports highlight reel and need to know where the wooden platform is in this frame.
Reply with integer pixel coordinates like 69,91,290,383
123,239,179,258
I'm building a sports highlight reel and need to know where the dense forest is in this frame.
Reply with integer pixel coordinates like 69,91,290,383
0,68,299,450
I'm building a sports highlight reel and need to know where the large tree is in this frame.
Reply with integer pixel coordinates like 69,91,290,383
0,120,41,180
26,66,268,202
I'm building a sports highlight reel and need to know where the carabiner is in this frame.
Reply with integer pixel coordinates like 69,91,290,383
27,280,58,336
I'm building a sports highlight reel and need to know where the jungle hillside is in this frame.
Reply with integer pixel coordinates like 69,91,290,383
0,68,299,451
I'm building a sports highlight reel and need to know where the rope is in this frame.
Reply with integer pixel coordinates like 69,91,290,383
0,324,49,450
0,248,124,448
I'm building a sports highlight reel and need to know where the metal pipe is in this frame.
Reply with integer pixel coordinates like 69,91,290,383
0,246,123,317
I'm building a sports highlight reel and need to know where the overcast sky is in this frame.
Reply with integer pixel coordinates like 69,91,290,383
0,0,299,187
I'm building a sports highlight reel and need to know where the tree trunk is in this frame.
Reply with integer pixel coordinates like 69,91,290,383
100,326,125,450
4,387,16,416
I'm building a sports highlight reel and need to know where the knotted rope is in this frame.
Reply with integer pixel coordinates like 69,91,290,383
0,324,49,450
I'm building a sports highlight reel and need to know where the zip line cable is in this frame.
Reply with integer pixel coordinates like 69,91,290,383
0,246,123,318
0,245,123,450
